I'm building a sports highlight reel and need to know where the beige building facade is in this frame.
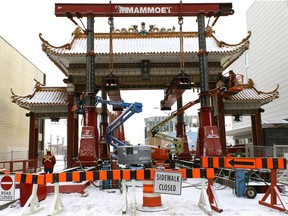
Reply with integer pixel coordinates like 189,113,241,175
0,37,45,160
227,1,288,148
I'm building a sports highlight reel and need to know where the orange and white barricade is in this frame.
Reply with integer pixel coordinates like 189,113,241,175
19,184,44,216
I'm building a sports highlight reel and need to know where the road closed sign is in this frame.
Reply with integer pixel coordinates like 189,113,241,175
0,175,16,201
154,171,182,195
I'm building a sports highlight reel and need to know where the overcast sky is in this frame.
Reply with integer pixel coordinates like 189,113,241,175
0,0,255,145
1,0,254,86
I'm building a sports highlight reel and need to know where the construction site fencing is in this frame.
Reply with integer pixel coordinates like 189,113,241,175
0,150,28,171
0,159,38,173
0,150,28,161
244,144,288,158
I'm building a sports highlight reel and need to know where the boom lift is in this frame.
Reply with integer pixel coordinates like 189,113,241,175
147,98,200,162
93,96,143,189
95,96,143,149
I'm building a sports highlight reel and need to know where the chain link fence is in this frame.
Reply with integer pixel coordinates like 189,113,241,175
0,150,29,161
245,144,288,158
241,144,288,183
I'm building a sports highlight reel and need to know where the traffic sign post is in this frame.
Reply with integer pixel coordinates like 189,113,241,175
0,175,15,201
154,171,182,195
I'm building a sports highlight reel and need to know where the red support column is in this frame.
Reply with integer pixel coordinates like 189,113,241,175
99,121,110,160
34,120,39,170
23,161,26,173
176,96,191,160
84,106,99,158
67,93,75,168
255,109,263,145
77,106,99,166
28,112,38,170
73,117,79,160
9,162,13,172
216,95,227,156
196,107,214,157
99,90,110,160
176,122,191,160
251,109,263,156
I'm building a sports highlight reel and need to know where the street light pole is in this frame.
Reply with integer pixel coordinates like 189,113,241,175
56,135,59,155
153,107,172,133
49,134,52,152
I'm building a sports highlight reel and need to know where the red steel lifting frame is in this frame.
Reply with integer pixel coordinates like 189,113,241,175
55,2,233,164
55,3,233,18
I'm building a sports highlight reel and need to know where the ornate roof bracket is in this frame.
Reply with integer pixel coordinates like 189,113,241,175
255,84,279,95
213,30,252,47
39,27,83,50
11,82,42,104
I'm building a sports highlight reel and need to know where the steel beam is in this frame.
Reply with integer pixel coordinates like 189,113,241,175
55,3,233,17
197,14,210,107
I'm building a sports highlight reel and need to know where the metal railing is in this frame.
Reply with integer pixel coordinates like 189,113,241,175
0,150,36,172
245,144,288,158
0,159,37,173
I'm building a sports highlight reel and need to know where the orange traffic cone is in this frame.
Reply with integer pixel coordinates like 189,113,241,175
137,180,168,212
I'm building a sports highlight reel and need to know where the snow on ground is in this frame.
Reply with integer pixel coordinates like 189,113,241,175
1,157,288,216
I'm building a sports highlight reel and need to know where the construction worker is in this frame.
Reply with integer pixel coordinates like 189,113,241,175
42,150,56,173
228,70,237,88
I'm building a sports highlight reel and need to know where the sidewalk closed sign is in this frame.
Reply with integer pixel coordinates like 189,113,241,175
0,175,15,201
154,171,182,195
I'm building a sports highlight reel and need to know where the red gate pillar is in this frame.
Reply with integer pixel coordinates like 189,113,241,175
27,112,38,171
67,91,75,168
73,116,79,161
176,122,191,160
99,91,110,160
216,94,227,156
176,96,191,160
251,108,263,156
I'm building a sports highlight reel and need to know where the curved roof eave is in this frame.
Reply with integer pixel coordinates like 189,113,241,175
40,26,250,73
223,80,279,106
11,83,69,111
